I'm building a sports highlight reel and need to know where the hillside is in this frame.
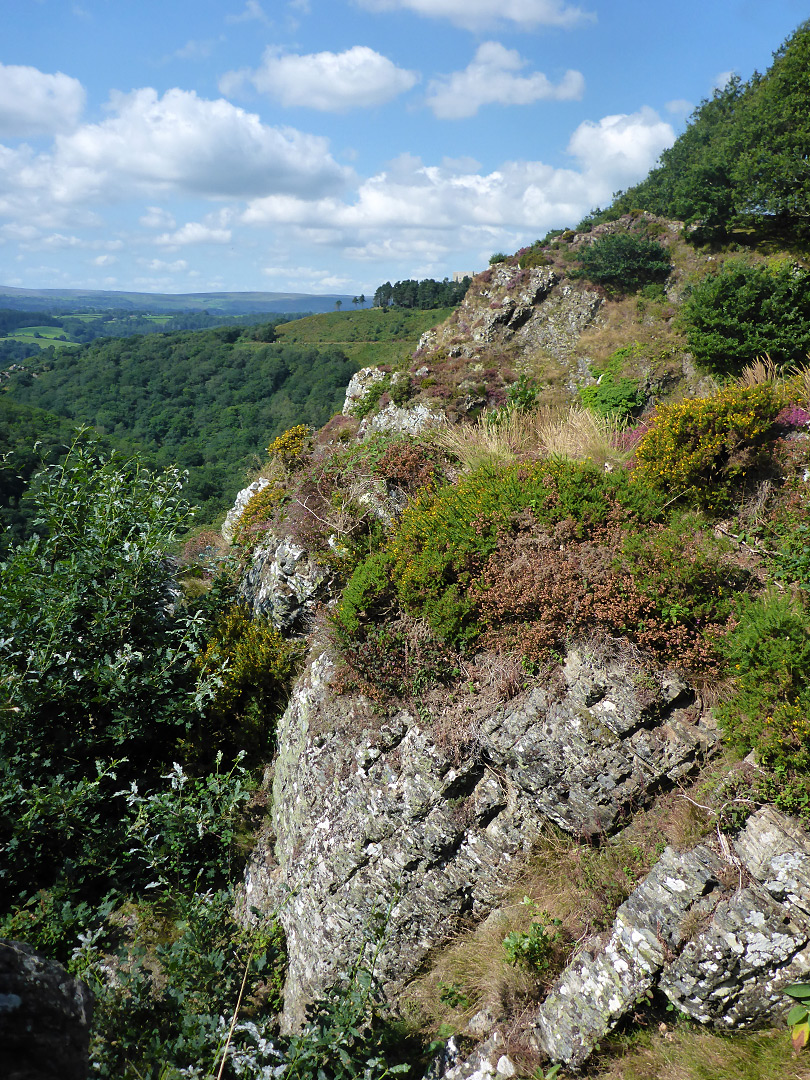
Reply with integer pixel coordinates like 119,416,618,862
4,20,810,1080
0,285,356,315
274,305,456,368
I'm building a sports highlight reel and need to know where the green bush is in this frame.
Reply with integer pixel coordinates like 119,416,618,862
579,373,644,421
573,234,672,294
635,383,782,509
336,460,662,652
718,591,810,819
681,260,810,375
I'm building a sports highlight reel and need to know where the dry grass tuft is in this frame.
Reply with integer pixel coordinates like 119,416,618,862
437,405,629,473
736,354,780,387
534,405,629,468
436,410,542,471
589,1025,810,1080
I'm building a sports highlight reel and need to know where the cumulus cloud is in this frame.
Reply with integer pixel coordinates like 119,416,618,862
242,107,673,254
154,222,232,246
222,46,418,111
55,87,352,200
566,106,674,189
354,0,594,31
140,206,177,229
0,63,85,136
426,42,583,119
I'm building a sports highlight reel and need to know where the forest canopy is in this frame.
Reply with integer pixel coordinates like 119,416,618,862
2,326,359,523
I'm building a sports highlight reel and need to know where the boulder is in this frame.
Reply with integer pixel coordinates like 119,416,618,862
0,940,93,1080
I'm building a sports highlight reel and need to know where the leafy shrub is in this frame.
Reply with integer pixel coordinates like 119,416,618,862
489,252,508,265
573,234,672,294
267,423,312,466
681,261,810,375
194,603,304,758
502,900,562,973
634,384,782,509
579,373,644,421
717,592,810,819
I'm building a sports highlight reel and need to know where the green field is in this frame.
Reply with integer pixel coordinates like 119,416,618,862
274,306,452,367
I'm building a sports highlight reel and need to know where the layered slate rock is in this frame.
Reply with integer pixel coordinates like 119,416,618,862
244,645,718,1027
0,940,93,1080
239,535,331,634
660,807,810,1027
530,845,726,1068
528,807,810,1071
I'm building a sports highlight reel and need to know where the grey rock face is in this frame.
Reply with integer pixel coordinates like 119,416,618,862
245,645,717,1028
342,367,389,415
530,845,726,1068
239,536,331,634
0,940,93,1080
527,806,810,1070
417,267,602,364
361,402,445,438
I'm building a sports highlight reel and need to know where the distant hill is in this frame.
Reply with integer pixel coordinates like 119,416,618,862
0,285,357,315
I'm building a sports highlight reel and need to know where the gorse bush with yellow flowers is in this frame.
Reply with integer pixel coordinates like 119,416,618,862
634,383,783,508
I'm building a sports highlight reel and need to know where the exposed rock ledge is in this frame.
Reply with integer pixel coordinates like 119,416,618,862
430,806,810,1076
243,644,718,1029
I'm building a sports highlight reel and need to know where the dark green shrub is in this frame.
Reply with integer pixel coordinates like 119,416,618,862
579,373,644,421
680,260,810,375
573,234,672,294
489,252,508,265
718,592,810,819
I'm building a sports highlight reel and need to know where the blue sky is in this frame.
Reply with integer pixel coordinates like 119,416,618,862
0,0,805,297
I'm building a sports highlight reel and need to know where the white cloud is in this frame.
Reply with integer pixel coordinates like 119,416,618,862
566,106,674,189
143,258,189,271
226,1,272,25
0,63,85,136
713,69,737,91
140,206,177,229
154,222,232,246
354,0,594,31
665,98,692,119
223,46,418,111
426,42,583,119
55,87,352,200
242,107,673,261
93,254,117,266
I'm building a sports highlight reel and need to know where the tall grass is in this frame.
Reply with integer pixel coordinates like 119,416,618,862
437,406,629,472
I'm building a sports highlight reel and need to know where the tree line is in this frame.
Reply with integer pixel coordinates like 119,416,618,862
372,276,471,310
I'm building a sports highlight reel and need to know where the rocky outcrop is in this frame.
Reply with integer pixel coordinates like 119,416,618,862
0,940,93,1080
523,806,810,1070
360,401,445,439
239,535,331,634
222,479,271,545
417,266,602,365
342,367,389,416
244,644,718,1028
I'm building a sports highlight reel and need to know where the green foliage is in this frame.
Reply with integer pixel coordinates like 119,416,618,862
635,383,782,508
573,234,672,294
3,328,360,520
502,900,562,973
784,983,810,1053
194,604,304,759
232,482,286,550
373,277,470,310
336,460,661,652
83,888,286,1079
608,22,810,243
579,373,644,421
489,252,508,265
680,260,810,375
717,591,810,819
